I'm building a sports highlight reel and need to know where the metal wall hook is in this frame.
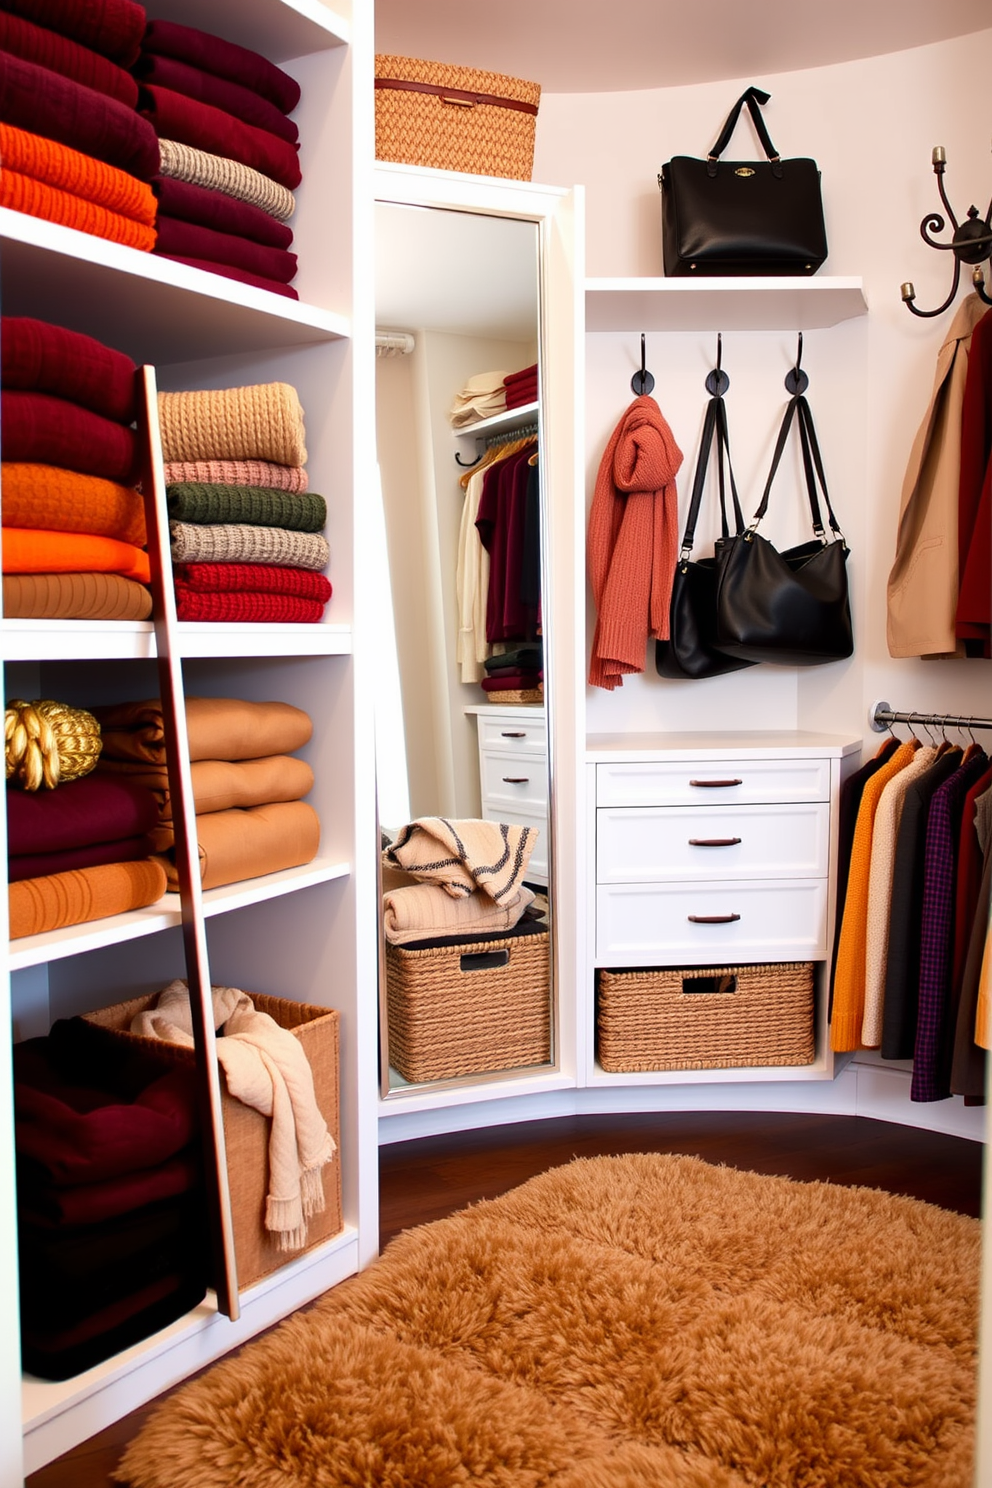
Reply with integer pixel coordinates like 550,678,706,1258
784,331,809,395
705,332,730,397
631,332,655,396
901,146,992,316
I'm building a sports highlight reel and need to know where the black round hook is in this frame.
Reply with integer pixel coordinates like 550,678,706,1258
705,331,730,397
631,331,655,396
784,330,809,395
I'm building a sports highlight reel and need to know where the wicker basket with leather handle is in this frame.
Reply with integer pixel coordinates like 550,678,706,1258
375,55,540,181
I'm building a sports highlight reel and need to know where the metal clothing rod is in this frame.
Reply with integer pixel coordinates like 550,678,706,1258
870,699,992,734
486,422,538,448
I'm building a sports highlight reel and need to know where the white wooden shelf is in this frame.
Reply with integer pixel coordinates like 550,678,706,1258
8,858,351,972
143,0,350,57
587,730,862,761
380,1065,574,1118
0,213,349,365
452,401,540,443
586,1056,836,1087
1,619,353,663
585,276,868,333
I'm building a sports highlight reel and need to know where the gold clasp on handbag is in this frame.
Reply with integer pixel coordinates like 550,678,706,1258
735,167,755,177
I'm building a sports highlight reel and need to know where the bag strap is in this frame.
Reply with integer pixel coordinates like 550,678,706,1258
749,393,845,545
707,87,782,178
678,393,746,564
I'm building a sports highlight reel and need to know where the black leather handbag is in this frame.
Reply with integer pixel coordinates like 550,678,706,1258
656,375,756,681
659,87,827,277
713,389,852,667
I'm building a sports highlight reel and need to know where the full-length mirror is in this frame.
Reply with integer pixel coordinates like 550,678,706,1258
374,192,554,1097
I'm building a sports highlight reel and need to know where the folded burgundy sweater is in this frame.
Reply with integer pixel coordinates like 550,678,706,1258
141,19,301,114
0,0,146,67
0,51,159,180
139,84,301,191
158,255,299,301
7,772,160,858
1,390,138,482
133,52,299,144
8,833,154,884
19,1151,202,1229
150,174,293,249
0,10,139,107
154,215,297,285
2,316,137,423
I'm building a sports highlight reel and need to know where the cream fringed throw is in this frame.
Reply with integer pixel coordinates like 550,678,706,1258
384,817,537,904
383,883,534,945
132,980,335,1251
157,139,295,223
157,383,307,467
169,521,329,571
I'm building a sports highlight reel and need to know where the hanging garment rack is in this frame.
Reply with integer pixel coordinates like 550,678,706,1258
486,421,538,447
870,700,992,733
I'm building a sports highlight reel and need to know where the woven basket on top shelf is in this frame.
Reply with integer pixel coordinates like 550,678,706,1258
375,55,540,181
386,920,550,1083
596,961,815,1072
82,993,342,1290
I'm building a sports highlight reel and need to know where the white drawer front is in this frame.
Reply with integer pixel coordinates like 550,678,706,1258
596,758,830,808
481,750,548,810
478,715,547,754
480,801,548,885
597,803,830,884
596,878,827,966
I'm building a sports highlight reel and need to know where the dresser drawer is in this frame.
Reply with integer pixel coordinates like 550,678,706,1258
596,803,829,884
478,714,547,754
596,878,828,966
596,758,830,808
480,750,548,811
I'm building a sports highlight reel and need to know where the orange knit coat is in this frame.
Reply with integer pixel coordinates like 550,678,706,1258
587,395,683,690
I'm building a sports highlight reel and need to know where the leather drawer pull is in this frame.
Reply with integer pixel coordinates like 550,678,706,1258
501,731,527,738
687,913,741,924
502,776,530,784
460,949,509,972
688,837,742,847
688,778,743,788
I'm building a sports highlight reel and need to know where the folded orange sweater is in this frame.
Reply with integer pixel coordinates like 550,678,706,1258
0,169,156,252
2,464,146,545
0,122,156,226
9,859,167,940
2,528,150,583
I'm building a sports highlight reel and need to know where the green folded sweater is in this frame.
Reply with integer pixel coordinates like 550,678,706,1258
165,483,327,532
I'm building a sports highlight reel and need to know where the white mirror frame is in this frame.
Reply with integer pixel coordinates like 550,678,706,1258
373,163,585,1108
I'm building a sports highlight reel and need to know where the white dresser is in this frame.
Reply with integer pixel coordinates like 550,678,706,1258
466,705,548,886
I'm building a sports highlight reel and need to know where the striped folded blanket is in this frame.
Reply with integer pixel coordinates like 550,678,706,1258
383,817,538,905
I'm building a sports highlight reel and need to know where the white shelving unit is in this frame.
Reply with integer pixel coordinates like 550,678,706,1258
585,275,868,332
0,1,377,1478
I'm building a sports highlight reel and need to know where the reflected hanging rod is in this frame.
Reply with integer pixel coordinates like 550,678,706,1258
375,330,416,356
870,700,992,733
900,146,992,317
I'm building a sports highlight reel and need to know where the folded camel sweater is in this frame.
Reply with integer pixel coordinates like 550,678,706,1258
2,572,152,621
173,562,330,602
149,799,321,890
2,529,150,583
156,138,295,223
140,19,302,115
163,458,307,492
9,859,167,939
175,592,326,624
157,382,306,466
0,11,140,108
2,465,146,545
382,883,535,946
134,54,299,145
169,522,328,571
93,695,313,764
384,818,537,905
166,483,324,531
1,0,147,68
138,85,301,193
95,753,315,822
2,316,139,423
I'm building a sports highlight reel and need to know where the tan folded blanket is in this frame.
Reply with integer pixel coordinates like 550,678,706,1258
96,754,314,821
383,817,537,905
152,800,320,890
383,883,534,946
2,571,152,619
157,382,307,466
9,859,167,939
93,696,312,764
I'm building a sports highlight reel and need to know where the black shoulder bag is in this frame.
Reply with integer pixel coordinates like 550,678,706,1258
659,86,827,277
713,387,853,667
656,372,756,680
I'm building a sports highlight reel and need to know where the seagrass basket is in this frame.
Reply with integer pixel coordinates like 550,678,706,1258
483,687,544,704
375,55,540,181
386,921,550,1082
596,961,815,1072
82,992,342,1290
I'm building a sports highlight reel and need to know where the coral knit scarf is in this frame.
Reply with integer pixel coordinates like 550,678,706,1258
587,395,683,690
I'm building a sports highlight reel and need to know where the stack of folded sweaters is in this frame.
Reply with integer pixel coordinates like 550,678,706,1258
94,695,321,890
381,817,538,945
503,362,538,410
448,370,509,429
134,19,301,299
481,643,544,702
14,1015,207,1380
1,315,154,621
0,0,158,250
157,381,332,623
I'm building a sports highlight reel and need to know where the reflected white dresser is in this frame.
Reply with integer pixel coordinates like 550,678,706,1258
466,705,548,886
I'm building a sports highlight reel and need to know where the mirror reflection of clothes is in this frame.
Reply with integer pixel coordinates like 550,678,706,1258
475,441,540,643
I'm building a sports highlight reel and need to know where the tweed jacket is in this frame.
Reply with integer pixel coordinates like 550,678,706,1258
886,293,987,659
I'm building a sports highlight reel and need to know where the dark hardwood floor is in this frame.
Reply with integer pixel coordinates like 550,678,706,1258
26,1110,985,1487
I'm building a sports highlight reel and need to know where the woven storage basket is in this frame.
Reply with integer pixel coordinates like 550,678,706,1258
597,961,815,1072
375,54,540,181
484,688,544,704
82,993,341,1290
386,921,550,1082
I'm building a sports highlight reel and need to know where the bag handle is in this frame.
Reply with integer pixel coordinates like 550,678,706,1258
678,391,746,564
748,393,846,545
707,87,782,178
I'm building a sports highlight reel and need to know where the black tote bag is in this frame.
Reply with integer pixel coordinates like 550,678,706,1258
656,389,756,680
714,392,853,666
659,87,827,277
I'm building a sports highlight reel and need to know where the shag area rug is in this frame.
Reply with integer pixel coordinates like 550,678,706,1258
116,1154,980,1488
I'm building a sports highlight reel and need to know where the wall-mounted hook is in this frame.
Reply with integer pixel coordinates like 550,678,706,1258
705,332,730,397
784,331,809,395
631,332,655,396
